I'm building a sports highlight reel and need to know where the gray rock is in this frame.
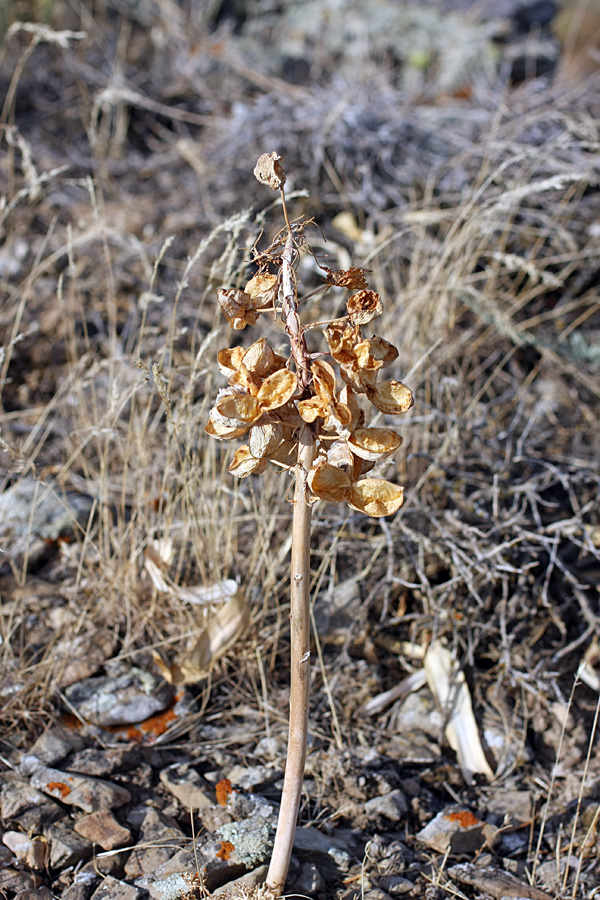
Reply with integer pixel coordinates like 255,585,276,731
364,789,408,822
0,479,93,541
13,889,53,900
29,726,80,765
417,807,495,855
158,764,212,810
0,871,42,893
42,821,92,869
289,861,324,894
0,773,62,829
225,764,277,790
2,832,48,869
61,885,95,900
90,876,144,900
124,808,186,877
64,668,173,727
74,810,132,851
67,747,138,778
25,759,131,812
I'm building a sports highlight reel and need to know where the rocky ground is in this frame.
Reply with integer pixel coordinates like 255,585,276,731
1,1,600,899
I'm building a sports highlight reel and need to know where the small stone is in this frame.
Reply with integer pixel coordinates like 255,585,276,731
26,760,131,812
0,870,43,892
211,865,268,899
90,876,144,900
74,810,132,851
29,726,80,765
417,807,495,855
14,889,53,900
1,772,62,826
67,747,138,778
225,765,276,790
2,832,48,869
64,668,173,727
364,891,392,900
159,764,212,810
290,861,324,894
124,808,186,877
61,885,95,900
43,821,93,869
378,875,415,895
364,790,408,822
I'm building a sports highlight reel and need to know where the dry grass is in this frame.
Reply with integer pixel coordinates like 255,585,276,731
1,1,600,896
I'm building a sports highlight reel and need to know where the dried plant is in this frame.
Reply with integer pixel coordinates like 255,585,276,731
206,152,413,894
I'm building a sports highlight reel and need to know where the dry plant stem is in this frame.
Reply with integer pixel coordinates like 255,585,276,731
266,424,316,896
267,229,316,895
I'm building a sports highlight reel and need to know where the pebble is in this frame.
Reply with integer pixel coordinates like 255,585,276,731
0,871,43,893
66,747,138,778
61,885,95,900
29,726,81,766
0,774,62,827
24,758,131,812
42,821,92,869
0,479,94,541
364,789,408,822
290,861,324,894
124,808,186,877
64,668,173,727
158,764,212,810
90,876,144,900
417,807,495,855
14,889,53,900
74,810,132,851
2,832,48,869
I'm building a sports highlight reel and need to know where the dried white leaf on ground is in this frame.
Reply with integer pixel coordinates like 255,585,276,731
165,586,249,685
424,640,494,783
358,670,427,717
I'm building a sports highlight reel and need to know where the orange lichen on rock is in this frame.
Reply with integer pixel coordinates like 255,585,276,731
215,778,233,807
216,840,235,861
445,810,482,828
47,782,71,799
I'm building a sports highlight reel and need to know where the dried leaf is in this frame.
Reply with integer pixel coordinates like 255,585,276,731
321,266,369,290
325,322,361,367
204,416,249,441
308,459,352,502
253,151,286,190
256,368,297,411
217,288,260,330
228,445,269,478
348,427,403,461
424,640,494,784
348,478,405,517
269,438,298,467
346,289,383,325
168,587,250,685
367,380,414,415
367,335,399,367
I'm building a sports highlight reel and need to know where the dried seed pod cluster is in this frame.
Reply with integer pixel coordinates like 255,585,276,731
206,154,413,518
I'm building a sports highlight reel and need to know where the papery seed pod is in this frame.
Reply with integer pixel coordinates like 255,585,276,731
321,266,369,290
366,335,399,367
204,416,249,441
230,364,262,395
366,380,414,415
242,338,285,377
256,369,297,411
209,389,255,431
348,478,405,517
245,272,279,308
325,322,361,366
327,440,355,471
217,346,246,377
269,439,298,468
308,459,352,503
216,392,262,424
347,290,383,326
338,384,363,431
228,446,269,478
348,427,403,461
249,422,284,458
254,152,286,190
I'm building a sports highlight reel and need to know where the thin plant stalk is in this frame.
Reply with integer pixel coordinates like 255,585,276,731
266,423,315,895
267,227,315,894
